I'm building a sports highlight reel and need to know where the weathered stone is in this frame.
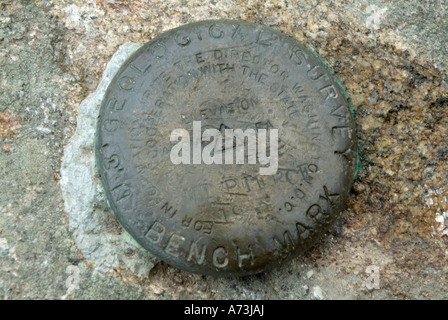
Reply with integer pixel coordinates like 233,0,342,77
61,42,158,277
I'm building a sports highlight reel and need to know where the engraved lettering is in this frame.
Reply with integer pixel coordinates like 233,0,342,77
161,201,178,218
231,24,245,40
307,65,326,81
187,239,207,265
237,246,255,268
193,26,202,40
335,147,354,162
256,29,274,46
289,46,308,65
111,183,131,202
103,154,122,171
306,203,331,225
212,246,229,268
164,233,185,257
319,185,340,209
292,82,305,95
296,222,313,242
107,97,126,111
222,178,237,192
214,49,224,60
209,23,224,38
130,62,151,75
175,31,191,46
273,230,295,256
195,52,205,63
284,201,296,212
331,126,352,139
118,76,135,91
145,220,165,243
182,216,192,228
294,188,306,199
150,42,167,58
320,85,339,100
330,104,348,120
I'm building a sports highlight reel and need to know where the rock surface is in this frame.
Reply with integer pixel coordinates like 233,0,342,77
60,41,157,279
0,0,447,299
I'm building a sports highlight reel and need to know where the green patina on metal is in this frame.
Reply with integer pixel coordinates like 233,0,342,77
308,48,362,180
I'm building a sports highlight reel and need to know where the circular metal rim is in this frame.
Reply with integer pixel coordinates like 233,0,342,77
95,19,358,277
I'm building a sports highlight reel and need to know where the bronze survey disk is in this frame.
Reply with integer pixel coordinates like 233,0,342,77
95,20,357,276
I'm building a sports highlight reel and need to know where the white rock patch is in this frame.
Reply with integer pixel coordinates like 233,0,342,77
365,5,388,31
423,185,448,238
60,42,158,277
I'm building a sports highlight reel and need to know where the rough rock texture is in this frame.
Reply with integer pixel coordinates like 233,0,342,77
0,0,447,299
